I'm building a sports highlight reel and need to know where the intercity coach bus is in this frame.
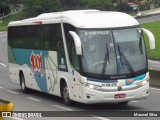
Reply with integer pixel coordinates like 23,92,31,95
8,10,155,105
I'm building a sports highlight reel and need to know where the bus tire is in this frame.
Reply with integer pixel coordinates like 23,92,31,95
62,82,73,106
118,101,128,105
20,73,29,93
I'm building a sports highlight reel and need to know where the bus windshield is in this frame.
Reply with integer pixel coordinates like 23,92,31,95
78,27,147,77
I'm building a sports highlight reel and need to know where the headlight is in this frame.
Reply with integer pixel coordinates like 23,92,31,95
136,79,149,86
87,84,101,89
88,84,95,89
80,79,101,90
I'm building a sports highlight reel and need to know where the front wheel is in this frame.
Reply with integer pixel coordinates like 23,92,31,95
62,83,73,106
20,73,29,93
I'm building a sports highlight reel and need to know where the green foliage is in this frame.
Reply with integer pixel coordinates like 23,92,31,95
0,11,25,31
80,0,113,10
23,0,60,17
115,1,130,13
0,0,10,16
154,0,160,7
22,0,114,17
57,0,82,10
141,21,160,60
139,2,151,11
0,0,9,7
9,0,22,5
0,0,22,16
60,0,80,9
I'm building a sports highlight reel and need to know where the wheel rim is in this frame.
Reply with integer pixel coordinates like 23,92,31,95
21,80,25,90
21,75,25,91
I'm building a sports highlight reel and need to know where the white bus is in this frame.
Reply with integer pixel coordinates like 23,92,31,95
8,10,155,105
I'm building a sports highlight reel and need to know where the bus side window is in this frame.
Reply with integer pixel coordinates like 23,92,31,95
57,41,64,53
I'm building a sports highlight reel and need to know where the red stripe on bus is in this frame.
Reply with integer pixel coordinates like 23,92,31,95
33,21,42,24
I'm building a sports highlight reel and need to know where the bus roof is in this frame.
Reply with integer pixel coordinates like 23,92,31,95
8,10,139,28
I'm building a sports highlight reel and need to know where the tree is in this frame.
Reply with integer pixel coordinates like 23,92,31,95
115,1,130,13
80,0,113,10
138,2,151,11
23,0,60,17
22,0,115,17
9,0,22,5
154,0,160,7
0,0,10,16
59,0,81,10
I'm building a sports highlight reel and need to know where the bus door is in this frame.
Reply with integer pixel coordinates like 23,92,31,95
70,41,83,102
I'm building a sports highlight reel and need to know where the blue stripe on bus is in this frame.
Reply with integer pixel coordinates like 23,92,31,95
125,74,146,85
87,74,146,84
134,74,146,81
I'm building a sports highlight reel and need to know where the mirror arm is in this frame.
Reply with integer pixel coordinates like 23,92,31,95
141,28,155,50
69,31,82,55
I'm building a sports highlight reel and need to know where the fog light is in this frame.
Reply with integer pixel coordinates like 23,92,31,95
146,91,149,94
86,95,90,99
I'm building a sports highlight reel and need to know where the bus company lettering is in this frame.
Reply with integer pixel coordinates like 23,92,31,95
85,31,108,36
30,52,43,74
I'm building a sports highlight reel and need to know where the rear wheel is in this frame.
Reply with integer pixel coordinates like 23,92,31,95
62,82,73,106
20,73,29,93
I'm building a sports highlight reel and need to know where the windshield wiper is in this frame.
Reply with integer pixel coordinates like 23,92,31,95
118,44,134,75
139,33,143,55
102,43,109,75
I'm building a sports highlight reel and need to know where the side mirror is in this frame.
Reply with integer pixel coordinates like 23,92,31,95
141,28,155,50
69,31,82,55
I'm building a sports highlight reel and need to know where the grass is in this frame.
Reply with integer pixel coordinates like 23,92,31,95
0,11,25,31
0,11,160,60
141,21,160,60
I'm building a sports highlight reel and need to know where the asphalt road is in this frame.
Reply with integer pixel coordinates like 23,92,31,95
0,29,160,120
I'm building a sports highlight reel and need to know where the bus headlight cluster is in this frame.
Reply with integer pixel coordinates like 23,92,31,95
80,80,101,90
87,84,101,90
136,79,149,86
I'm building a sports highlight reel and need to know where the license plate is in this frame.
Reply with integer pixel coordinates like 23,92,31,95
102,82,117,87
114,94,126,99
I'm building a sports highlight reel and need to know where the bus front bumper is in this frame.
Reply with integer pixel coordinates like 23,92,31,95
82,83,149,104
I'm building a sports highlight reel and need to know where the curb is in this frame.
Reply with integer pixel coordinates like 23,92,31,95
135,12,160,19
